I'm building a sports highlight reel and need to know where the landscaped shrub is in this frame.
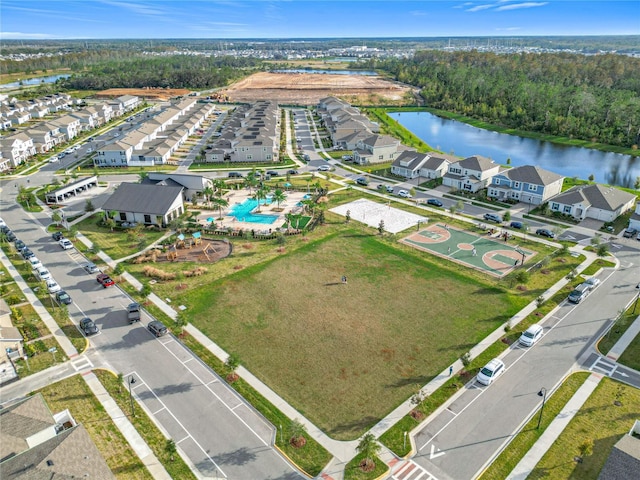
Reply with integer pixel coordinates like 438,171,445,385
142,266,177,281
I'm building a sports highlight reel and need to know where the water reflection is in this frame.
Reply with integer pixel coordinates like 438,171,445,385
390,111,639,188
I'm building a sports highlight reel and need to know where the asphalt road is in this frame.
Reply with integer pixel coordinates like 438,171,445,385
410,249,640,480
0,179,304,479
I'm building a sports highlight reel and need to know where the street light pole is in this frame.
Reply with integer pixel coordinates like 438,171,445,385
537,387,547,429
128,375,136,417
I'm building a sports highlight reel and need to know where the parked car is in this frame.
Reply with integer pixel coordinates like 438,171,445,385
36,268,52,281
568,283,590,304
59,238,74,250
317,164,330,171
483,213,502,223
518,324,544,347
509,221,523,229
266,170,279,177
427,198,443,207
97,273,115,288
29,256,43,270
80,317,98,336
148,320,168,337
48,155,59,163
21,248,35,260
287,169,299,175
584,277,601,289
228,171,243,178
536,228,555,238
55,290,72,305
46,279,61,294
398,190,412,198
477,358,506,386
6,231,16,242
14,239,26,251
356,177,369,186
127,302,141,323
623,228,637,238
82,262,100,274
52,231,64,241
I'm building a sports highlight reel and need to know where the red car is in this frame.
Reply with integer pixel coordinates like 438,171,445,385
96,273,115,288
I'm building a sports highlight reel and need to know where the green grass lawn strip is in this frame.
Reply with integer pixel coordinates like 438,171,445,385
616,331,640,370
94,369,197,480
480,372,590,480
344,453,389,480
596,304,637,356
36,374,153,480
528,377,640,479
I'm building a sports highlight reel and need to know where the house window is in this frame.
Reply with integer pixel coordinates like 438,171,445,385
551,203,560,211
495,179,500,185
528,184,537,191
246,154,252,160
144,214,151,223
379,155,384,160
514,182,520,188
563,205,572,214
119,212,126,221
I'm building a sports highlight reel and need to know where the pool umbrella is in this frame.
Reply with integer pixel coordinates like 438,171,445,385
206,217,214,223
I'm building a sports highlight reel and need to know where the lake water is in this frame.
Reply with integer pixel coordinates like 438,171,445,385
274,69,377,76
389,111,639,189
0,74,70,90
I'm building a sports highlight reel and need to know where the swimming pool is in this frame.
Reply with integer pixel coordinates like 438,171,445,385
228,198,279,224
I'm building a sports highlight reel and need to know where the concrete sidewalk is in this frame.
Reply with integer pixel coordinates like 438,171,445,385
606,314,640,361
506,373,602,480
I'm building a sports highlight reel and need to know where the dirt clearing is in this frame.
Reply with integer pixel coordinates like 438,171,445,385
221,72,417,105
95,87,191,101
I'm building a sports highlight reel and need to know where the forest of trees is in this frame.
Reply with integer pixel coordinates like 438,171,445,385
57,55,261,90
363,51,640,149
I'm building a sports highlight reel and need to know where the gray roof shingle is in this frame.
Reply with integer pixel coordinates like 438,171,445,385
102,183,183,216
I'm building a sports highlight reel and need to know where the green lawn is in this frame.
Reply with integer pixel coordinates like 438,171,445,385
616,330,640,370
181,230,525,440
529,377,640,479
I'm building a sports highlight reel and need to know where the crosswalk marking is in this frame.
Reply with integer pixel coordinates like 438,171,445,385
71,356,93,372
392,460,438,480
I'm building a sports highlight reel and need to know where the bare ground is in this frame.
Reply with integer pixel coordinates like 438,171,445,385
95,87,192,101
221,72,418,105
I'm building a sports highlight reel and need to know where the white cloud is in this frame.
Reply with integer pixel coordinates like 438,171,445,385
0,31,58,39
99,1,167,17
466,4,497,12
496,2,548,11
495,26,522,31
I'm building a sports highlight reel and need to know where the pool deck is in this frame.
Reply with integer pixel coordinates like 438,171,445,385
197,188,310,232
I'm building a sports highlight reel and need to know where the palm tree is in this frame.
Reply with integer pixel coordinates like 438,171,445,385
211,196,229,220
356,433,381,472
202,186,214,209
288,419,307,448
284,212,295,232
245,169,259,195
272,189,286,210
213,179,226,198
254,185,269,213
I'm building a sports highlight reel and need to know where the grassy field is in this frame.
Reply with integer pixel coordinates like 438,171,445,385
180,230,525,440
616,331,640,370
36,374,152,480
529,377,640,479
596,303,638,356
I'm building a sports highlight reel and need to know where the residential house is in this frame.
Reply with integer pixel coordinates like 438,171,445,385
391,150,454,180
51,114,81,141
353,134,400,165
442,155,500,193
547,184,637,222
0,297,23,385
628,202,640,231
487,165,564,205
0,394,114,479
143,172,213,202
101,183,185,227
0,133,36,168
597,421,640,480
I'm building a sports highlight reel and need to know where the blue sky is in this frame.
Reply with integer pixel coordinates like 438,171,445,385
1,1,638,40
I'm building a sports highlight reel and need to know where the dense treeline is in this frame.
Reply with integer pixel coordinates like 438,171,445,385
58,55,261,90
364,51,640,149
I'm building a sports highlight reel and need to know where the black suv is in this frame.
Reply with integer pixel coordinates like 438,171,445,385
536,228,555,238
623,228,637,238
52,231,64,241
148,321,168,337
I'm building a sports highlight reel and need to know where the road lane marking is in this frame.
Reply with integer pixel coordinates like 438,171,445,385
429,444,445,460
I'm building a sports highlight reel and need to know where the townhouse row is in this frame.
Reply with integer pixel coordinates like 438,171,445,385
94,97,217,167
0,93,140,172
316,96,637,223
203,100,279,164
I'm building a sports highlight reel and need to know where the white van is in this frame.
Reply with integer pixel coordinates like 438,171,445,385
519,324,544,347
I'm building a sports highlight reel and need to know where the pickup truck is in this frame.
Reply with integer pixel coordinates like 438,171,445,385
97,273,115,288
127,302,141,323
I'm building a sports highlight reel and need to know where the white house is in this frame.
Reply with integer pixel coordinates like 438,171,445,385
487,165,564,205
101,183,185,227
547,184,637,222
442,155,500,193
352,134,400,165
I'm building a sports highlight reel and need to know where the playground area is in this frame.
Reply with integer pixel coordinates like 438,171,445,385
135,234,232,264
330,198,428,234
401,223,535,277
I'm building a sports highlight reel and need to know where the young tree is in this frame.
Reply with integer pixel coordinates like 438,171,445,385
345,209,351,224
225,353,240,383
288,419,307,448
356,433,381,472
596,243,609,258
378,219,385,234
503,210,511,222
272,189,286,210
